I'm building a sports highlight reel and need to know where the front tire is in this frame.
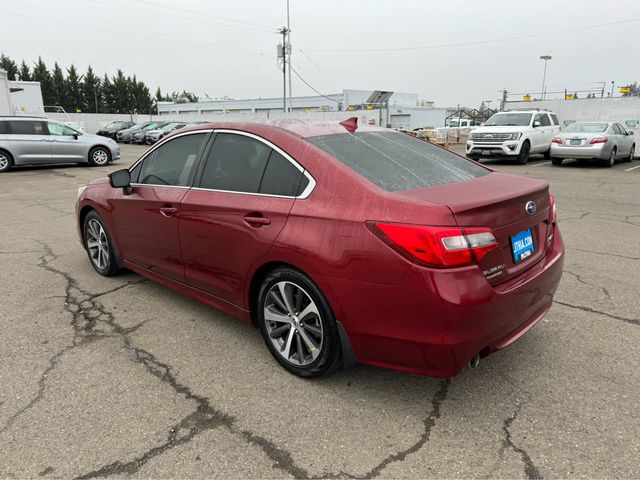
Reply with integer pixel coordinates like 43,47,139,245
0,150,13,172
544,148,552,160
627,144,635,162
516,141,530,165
257,267,339,378
83,211,121,276
88,146,111,166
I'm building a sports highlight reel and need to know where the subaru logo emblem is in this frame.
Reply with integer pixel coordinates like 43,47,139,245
525,201,537,215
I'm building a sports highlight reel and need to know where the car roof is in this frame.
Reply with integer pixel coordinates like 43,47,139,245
0,116,47,120
174,118,387,139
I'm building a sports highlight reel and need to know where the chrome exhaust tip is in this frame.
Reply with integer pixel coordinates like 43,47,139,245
469,353,480,369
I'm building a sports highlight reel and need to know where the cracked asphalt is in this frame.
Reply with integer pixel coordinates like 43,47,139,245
1,144,639,479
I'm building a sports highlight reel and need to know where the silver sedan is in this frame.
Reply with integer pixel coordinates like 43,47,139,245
550,122,635,167
0,117,120,172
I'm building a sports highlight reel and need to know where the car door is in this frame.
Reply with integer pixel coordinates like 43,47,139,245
614,123,631,156
47,121,85,163
6,120,51,164
534,113,553,152
179,130,312,307
109,131,210,282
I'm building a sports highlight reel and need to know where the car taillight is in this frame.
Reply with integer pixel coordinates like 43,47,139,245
547,193,557,245
367,222,498,268
552,136,563,144
589,137,608,144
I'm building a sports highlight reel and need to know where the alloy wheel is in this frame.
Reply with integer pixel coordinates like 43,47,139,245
0,154,9,170
86,219,110,270
264,281,323,366
92,149,109,165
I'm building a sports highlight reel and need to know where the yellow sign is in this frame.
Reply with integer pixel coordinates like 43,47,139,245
620,86,631,94
523,95,532,102
565,93,574,100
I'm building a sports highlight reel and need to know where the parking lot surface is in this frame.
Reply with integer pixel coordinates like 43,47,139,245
1,144,639,479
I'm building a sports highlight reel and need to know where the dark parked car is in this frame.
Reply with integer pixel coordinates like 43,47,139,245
75,119,564,378
116,122,155,143
96,121,134,140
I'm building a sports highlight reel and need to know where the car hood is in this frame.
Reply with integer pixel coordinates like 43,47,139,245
83,133,115,143
471,125,530,134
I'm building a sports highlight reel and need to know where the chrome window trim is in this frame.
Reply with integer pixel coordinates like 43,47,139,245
194,129,316,200
128,129,213,188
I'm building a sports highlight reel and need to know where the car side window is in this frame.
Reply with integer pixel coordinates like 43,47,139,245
199,133,271,193
611,124,622,135
48,122,77,136
0,121,7,134
549,114,559,126
538,114,551,127
259,150,308,197
616,123,627,135
138,133,207,186
8,121,46,135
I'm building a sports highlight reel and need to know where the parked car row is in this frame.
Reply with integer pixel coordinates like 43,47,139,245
466,109,635,167
96,120,206,145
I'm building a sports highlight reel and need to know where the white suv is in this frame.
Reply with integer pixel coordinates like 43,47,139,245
466,110,560,164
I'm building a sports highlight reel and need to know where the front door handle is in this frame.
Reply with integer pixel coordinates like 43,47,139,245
159,207,178,217
244,215,271,227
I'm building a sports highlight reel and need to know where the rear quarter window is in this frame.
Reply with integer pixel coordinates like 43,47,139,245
306,131,489,192
0,121,7,134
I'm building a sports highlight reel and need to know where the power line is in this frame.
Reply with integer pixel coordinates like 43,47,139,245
304,17,640,53
289,66,340,104
127,0,275,30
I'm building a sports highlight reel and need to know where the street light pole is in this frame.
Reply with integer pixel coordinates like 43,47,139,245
287,0,292,113
540,55,552,100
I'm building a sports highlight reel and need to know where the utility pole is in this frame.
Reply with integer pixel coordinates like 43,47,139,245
500,88,507,111
610,81,615,97
539,55,552,100
278,26,289,113
286,0,292,113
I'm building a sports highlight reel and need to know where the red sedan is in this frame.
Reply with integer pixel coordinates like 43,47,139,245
75,118,564,378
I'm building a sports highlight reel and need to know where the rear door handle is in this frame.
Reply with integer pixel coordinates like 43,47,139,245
159,207,178,217
244,215,271,227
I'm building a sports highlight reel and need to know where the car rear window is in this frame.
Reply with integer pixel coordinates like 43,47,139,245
306,131,489,191
565,122,608,133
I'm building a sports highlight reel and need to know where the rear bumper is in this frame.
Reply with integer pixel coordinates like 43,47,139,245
320,228,564,377
550,143,610,159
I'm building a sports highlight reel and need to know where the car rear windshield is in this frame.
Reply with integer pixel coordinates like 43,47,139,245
485,113,532,126
306,131,489,192
564,122,608,133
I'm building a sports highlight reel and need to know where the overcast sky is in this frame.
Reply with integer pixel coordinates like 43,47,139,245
1,0,639,107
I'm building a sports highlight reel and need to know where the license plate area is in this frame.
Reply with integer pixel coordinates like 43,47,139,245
511,229,535,263
570,138,582,145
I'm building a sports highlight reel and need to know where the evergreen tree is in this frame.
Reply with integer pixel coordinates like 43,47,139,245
32,57,53,106
65,64,84,112
83,66,100,113
155,87,163,102
51,62,66,108
101,73,113,113
18,60,31,81
0,53,18,80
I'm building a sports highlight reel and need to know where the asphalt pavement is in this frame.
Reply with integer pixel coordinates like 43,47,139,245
0,144,638,479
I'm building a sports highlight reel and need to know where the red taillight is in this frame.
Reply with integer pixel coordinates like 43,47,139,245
547,193,557,246
552,136,563,144
367,222,498,268
589,137,608,144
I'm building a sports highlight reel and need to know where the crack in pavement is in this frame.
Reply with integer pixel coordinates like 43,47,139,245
554,300,639,326
563,270,611,300
8,241,454,480
500,400,543,480
565,246,640,261
314,379,451,480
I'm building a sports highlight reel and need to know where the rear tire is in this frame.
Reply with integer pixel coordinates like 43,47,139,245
88,146,111,166
602,147,616,168
516,141,530,165
627,144,635,162
257,267,339,378
551,157,563,166
0,150,13,172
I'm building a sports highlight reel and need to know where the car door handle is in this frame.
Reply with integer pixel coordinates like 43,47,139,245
244,215,271,227
159,207,178,217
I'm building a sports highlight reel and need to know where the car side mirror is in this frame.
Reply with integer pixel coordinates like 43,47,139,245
533,121,541,127
109,168,132,195
73,133,79,140
628,131,634,136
